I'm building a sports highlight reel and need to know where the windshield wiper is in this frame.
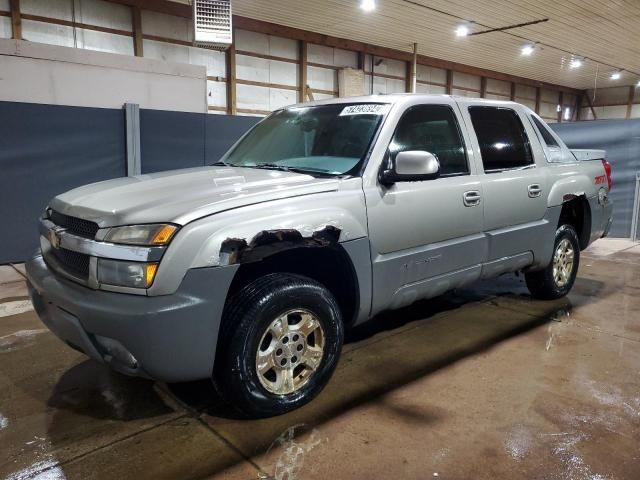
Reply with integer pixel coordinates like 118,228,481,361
251,163,332,176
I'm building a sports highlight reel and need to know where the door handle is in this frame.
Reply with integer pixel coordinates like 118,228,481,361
528,184,542,198
463,190,481,207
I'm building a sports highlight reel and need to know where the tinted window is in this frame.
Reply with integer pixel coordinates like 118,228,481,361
531,115,559,148
389,105,468,176
468,106,533,172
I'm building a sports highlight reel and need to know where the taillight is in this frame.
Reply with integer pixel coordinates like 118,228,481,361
602,159,612,191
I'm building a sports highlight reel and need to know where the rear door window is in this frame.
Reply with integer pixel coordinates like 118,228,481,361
468,106,534,172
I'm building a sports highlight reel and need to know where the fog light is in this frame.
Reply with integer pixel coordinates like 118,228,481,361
97,259,159,288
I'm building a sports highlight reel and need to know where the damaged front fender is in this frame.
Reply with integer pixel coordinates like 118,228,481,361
219,225,341,265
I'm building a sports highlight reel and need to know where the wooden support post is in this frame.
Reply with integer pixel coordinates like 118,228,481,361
226,29,237,115
557,91,564,123
357,51,365,71
626,85,635,119
446,69,453,95
480,77,487,98
510,81,516,101
132,6,143,57
409,42,417,93
298,40,307,103
535,87,541,114
9,0,21,40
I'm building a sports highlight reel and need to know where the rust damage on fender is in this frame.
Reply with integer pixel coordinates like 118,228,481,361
219,225,341,265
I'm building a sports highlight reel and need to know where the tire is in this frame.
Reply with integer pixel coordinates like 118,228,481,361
213,273,344,418
525,224,580,300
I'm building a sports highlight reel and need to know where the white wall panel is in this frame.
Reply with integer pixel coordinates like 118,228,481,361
486,78,510,96
541,88,559,104
207,80,226,108
142,10,191,42
312,92,336,101
236,84,296,111
594,105,628,119
416,65,446,85
515,84,536,100
76,28,133,55
0,16,10,39
144,40,225,77
76,0,132,31
519,98,536,111
270,88,297,110
236,29,297,60
631,104,640,118
485,93,510,101
588,86,631,107
452,88,476,98
0,0,9,10
416,83,446,94
452,71,480,91
0,39,206,112
22,20,75,47
308,43,357,68
539,102,558,118
368,57,405,77
308,65,336,91
21,0,72,20
236,54,297,86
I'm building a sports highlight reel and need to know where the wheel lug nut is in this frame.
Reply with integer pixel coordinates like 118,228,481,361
276,348,283,356
280,359,287,366
297,344,303,351
282,336,289,344
292,356,297,363
293,334,299,341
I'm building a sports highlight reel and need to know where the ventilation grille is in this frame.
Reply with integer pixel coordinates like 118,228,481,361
50,210,99,239
194,0,232,50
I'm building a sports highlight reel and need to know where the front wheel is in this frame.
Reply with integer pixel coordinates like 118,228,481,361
213,273,344,418
525,224,580,299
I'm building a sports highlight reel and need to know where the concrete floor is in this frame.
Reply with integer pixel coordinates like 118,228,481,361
1,239,639,480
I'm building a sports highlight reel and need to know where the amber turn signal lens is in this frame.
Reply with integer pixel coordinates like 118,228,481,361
145,263,159,286
151,225,177,245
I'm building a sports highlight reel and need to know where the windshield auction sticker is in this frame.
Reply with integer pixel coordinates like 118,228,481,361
339,104,390,116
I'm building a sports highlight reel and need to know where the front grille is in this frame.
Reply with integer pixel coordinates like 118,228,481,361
50,210,99,239
49,247,90,280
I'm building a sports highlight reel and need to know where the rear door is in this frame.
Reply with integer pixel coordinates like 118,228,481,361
460,102,550,263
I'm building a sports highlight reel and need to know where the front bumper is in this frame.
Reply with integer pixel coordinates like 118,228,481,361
26,253,238,382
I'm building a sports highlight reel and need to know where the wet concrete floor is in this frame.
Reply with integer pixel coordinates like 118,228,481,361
1,239,639,479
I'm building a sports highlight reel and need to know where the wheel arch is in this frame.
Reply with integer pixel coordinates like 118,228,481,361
558,194,591,250
224,229,365,329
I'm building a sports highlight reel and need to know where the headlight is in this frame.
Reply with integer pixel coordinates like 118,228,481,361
98,259,158,288
104,224,178,246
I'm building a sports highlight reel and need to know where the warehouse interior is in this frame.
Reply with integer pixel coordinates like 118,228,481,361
0,1,639,479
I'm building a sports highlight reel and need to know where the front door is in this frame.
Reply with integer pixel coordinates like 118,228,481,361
365,103,486,314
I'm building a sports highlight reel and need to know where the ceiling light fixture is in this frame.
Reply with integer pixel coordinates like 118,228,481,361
521,43,535,56
359,0,376,12
455,22,471,37
610,71,622,80
569,57,583,69
637,80,640,87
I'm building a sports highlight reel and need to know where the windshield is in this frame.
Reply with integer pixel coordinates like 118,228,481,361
219,103,389,176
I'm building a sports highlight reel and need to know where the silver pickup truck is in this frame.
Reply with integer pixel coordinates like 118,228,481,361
26,95,613,417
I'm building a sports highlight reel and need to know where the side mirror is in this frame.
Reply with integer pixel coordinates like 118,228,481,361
380,150,440,185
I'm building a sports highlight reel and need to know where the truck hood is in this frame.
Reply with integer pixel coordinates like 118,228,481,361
50,166,340,227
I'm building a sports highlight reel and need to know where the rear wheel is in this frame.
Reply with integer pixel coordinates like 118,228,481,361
213,273,343,418
525,224,580,299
